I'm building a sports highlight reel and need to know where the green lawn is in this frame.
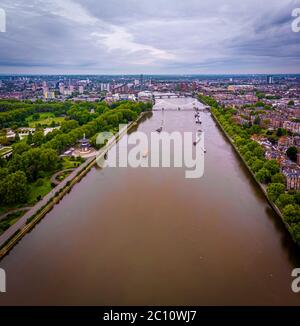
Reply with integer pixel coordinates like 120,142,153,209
28,177,53,204
26,112,65,128
62,157,84,170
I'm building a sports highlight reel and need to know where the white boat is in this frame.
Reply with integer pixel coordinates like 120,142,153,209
142,149,149,158
193,134,202,146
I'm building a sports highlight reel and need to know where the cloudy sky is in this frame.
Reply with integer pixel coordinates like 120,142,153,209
0,0,299,74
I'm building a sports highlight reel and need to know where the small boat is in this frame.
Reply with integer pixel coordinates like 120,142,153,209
156,127,163,133
193,136,201,146
203,147,207,153
178,107,181,111
142,149,149,158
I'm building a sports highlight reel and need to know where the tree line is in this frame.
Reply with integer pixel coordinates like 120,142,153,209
211,101,300,245
0,100,152,207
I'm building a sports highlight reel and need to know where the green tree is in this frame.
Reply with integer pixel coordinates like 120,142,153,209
32,130,44,146
256,168,271,184
27,132,33,145
14,132,20,142
263,160,280,175
289,224,300,243
283,204,300,224
252,146,264,158
294,192,300,205
276,128,287,137
0,167,9,179
12,142,30,155
286,146,298,162
271,173,286,184
60,120,79,133
251,159,265,173
8,148,59,181
267,183,285,202
243,151,253,162
0,171,28,205
275,194,295,209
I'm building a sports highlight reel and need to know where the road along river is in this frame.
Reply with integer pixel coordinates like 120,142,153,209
0,97,300,305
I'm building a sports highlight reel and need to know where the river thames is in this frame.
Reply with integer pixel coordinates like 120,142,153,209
0,97,300,305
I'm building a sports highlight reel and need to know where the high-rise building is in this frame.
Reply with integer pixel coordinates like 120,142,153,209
267,76,274,84
140,74,144,90
59,83,65,95
43,86,49,98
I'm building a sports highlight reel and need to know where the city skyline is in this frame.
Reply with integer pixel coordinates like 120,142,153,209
0,0,300,75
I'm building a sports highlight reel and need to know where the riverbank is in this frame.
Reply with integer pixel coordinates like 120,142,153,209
210,109,298,246
0,112,149,260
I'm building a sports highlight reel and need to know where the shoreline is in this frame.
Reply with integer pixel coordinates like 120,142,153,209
209,109,296,243
0,111,149,260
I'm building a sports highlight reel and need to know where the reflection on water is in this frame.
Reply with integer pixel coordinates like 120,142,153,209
0,98,299,305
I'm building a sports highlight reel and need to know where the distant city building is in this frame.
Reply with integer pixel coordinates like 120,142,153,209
59,84,65,95
44,90,55,99
267,76,274,84
138,91,152,102
140,74,144,90
79,85,84,94
100,83,110,92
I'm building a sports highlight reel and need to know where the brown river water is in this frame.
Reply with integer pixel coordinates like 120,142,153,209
0,97,300,305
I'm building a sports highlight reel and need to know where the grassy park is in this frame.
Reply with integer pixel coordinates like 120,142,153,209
26,112,65,128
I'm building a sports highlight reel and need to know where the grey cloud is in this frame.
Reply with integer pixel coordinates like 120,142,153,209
0,0,299,74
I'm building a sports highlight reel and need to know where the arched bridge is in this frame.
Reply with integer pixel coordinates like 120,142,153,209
153,93,193,99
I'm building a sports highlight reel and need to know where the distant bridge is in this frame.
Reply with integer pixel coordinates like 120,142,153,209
152,106,210,112
153,92,193,99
